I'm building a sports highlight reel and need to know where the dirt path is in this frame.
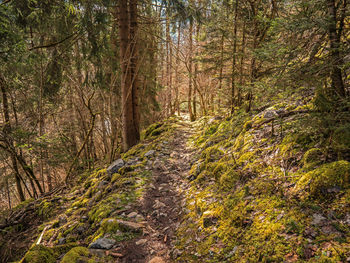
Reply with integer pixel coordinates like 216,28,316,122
118,122,194,263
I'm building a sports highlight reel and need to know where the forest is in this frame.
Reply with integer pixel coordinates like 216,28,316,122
0,0,349,262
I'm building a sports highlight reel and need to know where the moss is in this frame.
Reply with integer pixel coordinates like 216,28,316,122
111,173,122,183
61,246,89,263
219,170,240,189
144,122,163,138
298,160,350,197
101,218,120,233
201,146,223,163
303,148,323,166
204,123,218,136
243,120,253,131
22,245,55,263
38,200,54,219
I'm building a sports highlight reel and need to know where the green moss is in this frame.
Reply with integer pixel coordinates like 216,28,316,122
111,173,122,183
219,170,240,189
38,200,54,219
22,245,55,263
303,148,323,166
61,246,89,263
101,218,120,233
201,146,223,163
298,160,350,197
243,120,253,131
204,123,218,136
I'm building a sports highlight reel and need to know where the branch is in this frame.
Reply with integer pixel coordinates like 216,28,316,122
28,33,76,51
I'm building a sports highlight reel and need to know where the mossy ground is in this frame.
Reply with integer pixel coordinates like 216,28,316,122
176,105,350,262
2,118,181,263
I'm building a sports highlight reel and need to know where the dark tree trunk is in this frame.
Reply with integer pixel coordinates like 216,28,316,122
327,0,345,98
0,74,26,201
231,0,238,115
119,0,140,151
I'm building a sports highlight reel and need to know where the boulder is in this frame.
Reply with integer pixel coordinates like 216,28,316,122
107,159,125,176
89,237,116,249
117,220,144,233
144,150,156,158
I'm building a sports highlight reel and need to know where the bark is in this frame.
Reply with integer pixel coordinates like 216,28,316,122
327,0,345,97
218,33,224,112
239,20,246,106
188,19,195,121
231,0,239,115
0,74,26,201
175,23,181,116
119,0,140,151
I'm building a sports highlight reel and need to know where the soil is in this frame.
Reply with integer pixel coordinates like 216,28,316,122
117,122,194,263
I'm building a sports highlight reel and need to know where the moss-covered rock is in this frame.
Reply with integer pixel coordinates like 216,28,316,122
303,148,323,166
298,160,350,197
61,246,89,263
22,245,55,263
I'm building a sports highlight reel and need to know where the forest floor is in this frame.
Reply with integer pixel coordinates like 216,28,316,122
3,105,350,263
117,121,195,263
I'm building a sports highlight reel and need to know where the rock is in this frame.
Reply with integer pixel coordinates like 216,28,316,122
202,211,218,228
149,257,165,263
127,212,138,218
107,159,125,176
58,214,68,226
98,181,109,189
76,225,86,235
135,214,145,221
144,150,156,157
135,239,147,246
263,110,277,119
89,237,116,249
311,213,326,225
153,200,166,209
172,249,182,258
117,220,143,233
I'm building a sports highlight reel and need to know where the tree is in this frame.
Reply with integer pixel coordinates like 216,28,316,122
118,0,140,151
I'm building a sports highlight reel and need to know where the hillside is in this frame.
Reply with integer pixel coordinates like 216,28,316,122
1,99,350,262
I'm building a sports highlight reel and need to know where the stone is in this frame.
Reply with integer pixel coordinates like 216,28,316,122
144,150,156,157
89,237,116,249
135,214,145,221
311,213,326,225
127,212,138,218
98,181,109,189
153,200,166,209
263,110,277,119
107,159,125,176
135,239,147,246
202,211,218,228
58,238,66,245
117,220,143,233
76,225,86,235
58,214,68,226
148,257,165,263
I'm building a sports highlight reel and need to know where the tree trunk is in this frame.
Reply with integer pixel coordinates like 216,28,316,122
175,23,181,116
188,19,195,121
239,20,246,106
231,0,238,115
327,0,345,98
119,0,140,151
0,74,26,202
218,33,224,113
